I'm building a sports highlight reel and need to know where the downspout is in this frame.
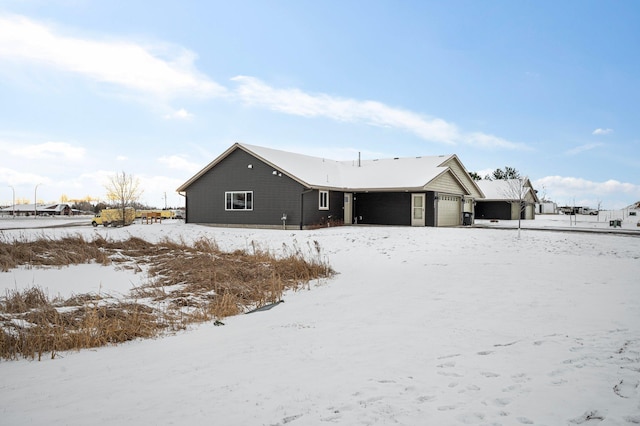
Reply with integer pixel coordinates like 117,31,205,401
300,188,314,230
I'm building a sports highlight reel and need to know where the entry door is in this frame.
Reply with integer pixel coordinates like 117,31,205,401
344,193,353,225
411,193,425,226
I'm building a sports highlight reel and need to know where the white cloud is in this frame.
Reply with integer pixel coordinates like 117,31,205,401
163,108,193,120
0,14,226,99
533,176,640,209
592,128,613,135
231,76,528,150
231,76,459,144
116,155,129,161
464,132,531,151
158,155,202,174
136,174,186,206
0,166,50,187
3,141,85,160
534,175,640,196
0,14,529,152
565,142,604,155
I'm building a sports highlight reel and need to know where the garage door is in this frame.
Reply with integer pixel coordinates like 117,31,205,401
525,204,534,220
437,194,461,226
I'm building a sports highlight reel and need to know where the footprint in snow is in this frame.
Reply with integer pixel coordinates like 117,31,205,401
511,373,530,383
281,414,303,424
569,410,605,424
502,383,522,392
320,409,341,423
548,368,566,377
416,395,436,403
613,379,639,398
437,353,461,359
456,412,485,424
494,340,519,347
437,371,463,377
623,415,640,424
493,397,511,407
437,405,457,411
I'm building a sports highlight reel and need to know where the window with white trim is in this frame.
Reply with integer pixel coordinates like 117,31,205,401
225,191,253,211
319,190,329,210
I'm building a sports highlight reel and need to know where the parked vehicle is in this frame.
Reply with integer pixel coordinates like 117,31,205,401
135,209,175,220
92,207,136,227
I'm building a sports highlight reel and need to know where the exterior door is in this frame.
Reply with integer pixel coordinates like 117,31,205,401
437,194,461,226
343,193,353,225
411,193,425,226
525,204,534,220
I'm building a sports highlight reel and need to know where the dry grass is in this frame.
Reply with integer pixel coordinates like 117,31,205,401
0,234,333,360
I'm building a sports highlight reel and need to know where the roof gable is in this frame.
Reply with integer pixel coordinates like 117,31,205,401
438,155,485,198
476,178,539,202
425,169,468,193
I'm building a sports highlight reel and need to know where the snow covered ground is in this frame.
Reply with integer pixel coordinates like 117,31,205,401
1,214,639,425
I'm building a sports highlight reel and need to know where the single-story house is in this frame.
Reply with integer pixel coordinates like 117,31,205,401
176,143,484,229
475,179,540,220
0,203,72,216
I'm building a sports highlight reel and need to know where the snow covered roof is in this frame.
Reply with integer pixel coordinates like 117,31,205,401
178,143,484,195
0,203,71,212
476,179,539,202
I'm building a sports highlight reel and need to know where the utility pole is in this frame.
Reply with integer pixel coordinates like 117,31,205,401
9,186,15,218
34,183,41,218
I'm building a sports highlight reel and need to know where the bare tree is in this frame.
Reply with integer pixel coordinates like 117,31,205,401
104,171,143,226
502,177,529,239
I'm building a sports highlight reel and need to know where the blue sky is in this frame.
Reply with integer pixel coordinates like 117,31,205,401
1,0,639,209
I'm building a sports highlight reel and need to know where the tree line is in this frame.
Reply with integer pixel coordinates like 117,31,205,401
469,166,521,181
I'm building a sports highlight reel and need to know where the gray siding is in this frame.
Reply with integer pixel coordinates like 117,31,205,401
301,189,345,227
353,192,411,226
475,201,511,220
426,192,437,226
351,191,438,226
184,148,345,228
185,149,306,227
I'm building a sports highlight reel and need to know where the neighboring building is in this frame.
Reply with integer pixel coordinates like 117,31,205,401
0,203,72,216
176,143,484,229
475,179,540,220
537,202,558,214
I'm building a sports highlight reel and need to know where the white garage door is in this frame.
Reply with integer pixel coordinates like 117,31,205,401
525,204,534,220
437,194,461,226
